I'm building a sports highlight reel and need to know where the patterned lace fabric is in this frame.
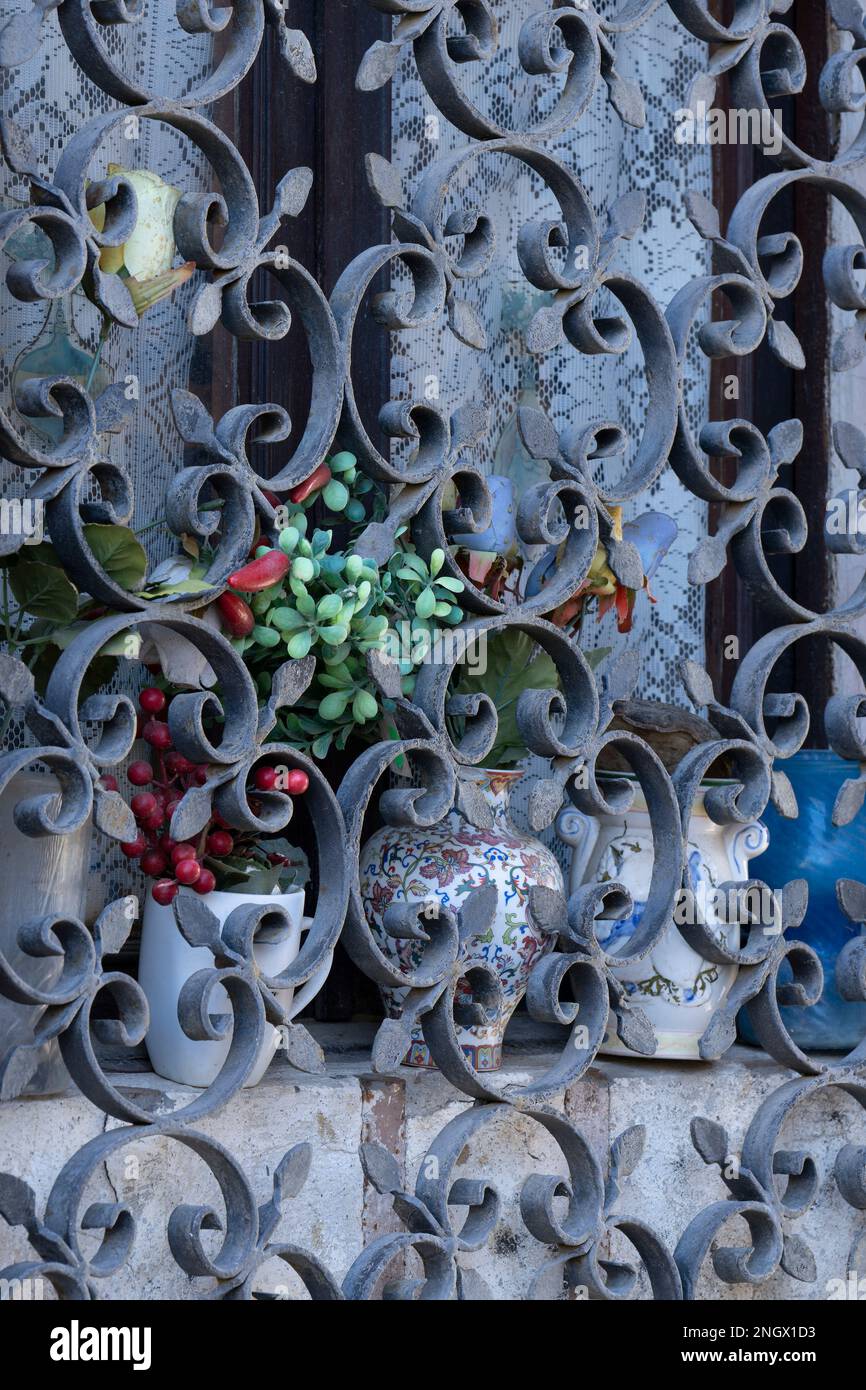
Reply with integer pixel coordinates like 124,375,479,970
0,8,215,912
389,1,712,707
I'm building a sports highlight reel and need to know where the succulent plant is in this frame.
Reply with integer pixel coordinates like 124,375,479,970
221,455,466,758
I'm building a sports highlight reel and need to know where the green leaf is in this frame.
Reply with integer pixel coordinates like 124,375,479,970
415,587,436,620
429,547,445,577
434,575,464,593
140,574,212,599
13,541,61,568
322,479,349,511
397,551,427,577
325,661,354,683
316,593,343,621
318,690,351,722
220,862,284,896
321,642,351,664
271,606,306,632
292,556,315,583
287,629,314,659
311,732,332,759
9,561,78,622
252,625,281,647
50,622,142,659
83,524,147,591
352,688,379,723
449,629,561,769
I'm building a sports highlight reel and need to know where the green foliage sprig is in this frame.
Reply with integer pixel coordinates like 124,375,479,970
227,457,466,759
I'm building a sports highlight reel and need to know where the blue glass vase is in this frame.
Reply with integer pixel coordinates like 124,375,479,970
739,751,866,1052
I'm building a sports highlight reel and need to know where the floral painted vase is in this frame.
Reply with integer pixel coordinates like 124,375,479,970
359,767,563,1070
557,777,769,1060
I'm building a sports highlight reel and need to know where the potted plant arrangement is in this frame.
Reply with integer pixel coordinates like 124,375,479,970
111,450,467,1085
104,683,319,1088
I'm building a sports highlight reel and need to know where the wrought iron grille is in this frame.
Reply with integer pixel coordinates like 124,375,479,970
0,0,864,1301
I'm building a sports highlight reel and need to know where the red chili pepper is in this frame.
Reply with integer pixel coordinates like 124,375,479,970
216,591,255,637
262,489,281,508
227,549,290,593
288,462,331,505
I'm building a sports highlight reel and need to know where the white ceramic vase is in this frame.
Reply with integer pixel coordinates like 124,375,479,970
360,767,563,1071
557,779,769,1060
138,889,331,1087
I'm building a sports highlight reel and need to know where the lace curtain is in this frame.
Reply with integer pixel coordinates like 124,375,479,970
390,2,712,706
0,8,215,914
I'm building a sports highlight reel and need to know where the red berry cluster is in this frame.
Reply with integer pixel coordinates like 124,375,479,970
117,687,310,907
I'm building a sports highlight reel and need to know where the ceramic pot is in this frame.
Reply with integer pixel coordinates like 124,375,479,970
138,889,331,1087
0,771,92,1095
359,767,563,1071
557,778,769,1060
738,751,866,1052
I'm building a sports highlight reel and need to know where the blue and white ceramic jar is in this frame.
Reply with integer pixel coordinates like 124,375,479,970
557,776,768,1060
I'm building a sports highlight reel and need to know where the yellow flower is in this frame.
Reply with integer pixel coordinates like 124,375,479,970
89,166,194,317
585,542,617,596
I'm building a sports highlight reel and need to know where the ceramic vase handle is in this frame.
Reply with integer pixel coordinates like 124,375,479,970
725,820,770,878
556,807,601,893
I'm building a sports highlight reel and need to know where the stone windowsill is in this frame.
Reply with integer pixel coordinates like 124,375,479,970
0,1027,859,1300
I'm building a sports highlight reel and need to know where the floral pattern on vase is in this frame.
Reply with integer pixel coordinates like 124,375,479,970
557,781,769,1060
360,767,563,1070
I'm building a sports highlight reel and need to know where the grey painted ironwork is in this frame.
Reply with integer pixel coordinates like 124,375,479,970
0,0,863,1299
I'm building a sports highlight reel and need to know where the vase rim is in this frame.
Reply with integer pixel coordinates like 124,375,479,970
206,887,305,906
